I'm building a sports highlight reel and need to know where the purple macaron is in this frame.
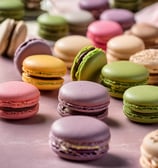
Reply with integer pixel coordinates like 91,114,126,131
57,81,110,120
14,38,52,73
79,0,109,19
100,8,135,30
49,115,111,161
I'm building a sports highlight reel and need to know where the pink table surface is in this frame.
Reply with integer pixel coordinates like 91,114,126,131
0,1,158,168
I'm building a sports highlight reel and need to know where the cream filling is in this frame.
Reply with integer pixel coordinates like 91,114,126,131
50,136,109,156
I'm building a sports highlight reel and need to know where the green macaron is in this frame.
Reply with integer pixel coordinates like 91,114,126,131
71,46,107,82
109,0,142,12
37,13,69,41
100,61,149,99
0,0,25,22
123,85,158,123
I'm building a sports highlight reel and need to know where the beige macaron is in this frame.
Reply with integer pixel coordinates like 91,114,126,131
130,49,158,85
140,130,158,168
53,35,93,69
0,18,27,58
125,22,158,49
106,34,145,63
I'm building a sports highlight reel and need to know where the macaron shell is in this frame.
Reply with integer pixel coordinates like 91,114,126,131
7,20,27,58
51,115,110,143
0,19,15,55
101,61,149,82
14,38,52,73
123,85,158,105
22,55,67,78
87,20,123,37
71,46,107,81
0,81,40,107
58,81,110,106
107,35,145,58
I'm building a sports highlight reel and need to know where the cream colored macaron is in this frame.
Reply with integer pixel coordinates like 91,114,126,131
53,35,93,69
106,34,145,63
0,18,27,58
140,130,158,168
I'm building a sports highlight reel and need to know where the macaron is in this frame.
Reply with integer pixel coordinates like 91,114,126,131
64,10,94,35
109,0,142,12
100,8,135,30
140,129,158,168
130,49,158,85
79,0,109,19
100,61,149,99
0,81,40,120
71,46,107,82
0,0,25,23
53,35,93,69
0,18,27,58
125,23,158,49
57,81,110,120
14,38,52,73
49,115,111,161
106,34,145,63
37,13,69,41
123,85,158,123
87,20,123,50
22,55,67,90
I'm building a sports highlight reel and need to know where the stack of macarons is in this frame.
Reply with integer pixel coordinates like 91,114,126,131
64,10,94,35
0,18,27,58
53,35,93,69
130,49,158,85
49,115,111,161
100,8,135,30
0,81,40,120
106,34,145,63
37,13,69,41
79,0,109,19
87,20,123,50
125,23,158,49
57,81,110,120
100,61,149,99
0,0,25,23
71,46,107,82
22,55,67,90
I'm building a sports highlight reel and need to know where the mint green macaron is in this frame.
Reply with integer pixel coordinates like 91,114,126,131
0,0,25,22
37,13,69,41
123,85,158,123
71,46,107,82
100,61,149,99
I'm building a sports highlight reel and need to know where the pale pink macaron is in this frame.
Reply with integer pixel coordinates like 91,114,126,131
0,81,40,120
87,20,123,50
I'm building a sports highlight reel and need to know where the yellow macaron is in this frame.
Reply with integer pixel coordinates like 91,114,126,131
22,55,67,90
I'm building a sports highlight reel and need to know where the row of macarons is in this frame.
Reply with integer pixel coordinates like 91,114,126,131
0,77,158,164
0,32,157,125
1,0,156,23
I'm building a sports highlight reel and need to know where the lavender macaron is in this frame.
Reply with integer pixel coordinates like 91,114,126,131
57,81,110,120
100,8,135,30
14,38,52,73
49,115,111,161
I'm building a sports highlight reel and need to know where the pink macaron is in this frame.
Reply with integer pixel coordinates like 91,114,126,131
87,20,123,50
0,81,40,120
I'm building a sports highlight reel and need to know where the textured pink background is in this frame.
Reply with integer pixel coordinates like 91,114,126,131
0,1,158,168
